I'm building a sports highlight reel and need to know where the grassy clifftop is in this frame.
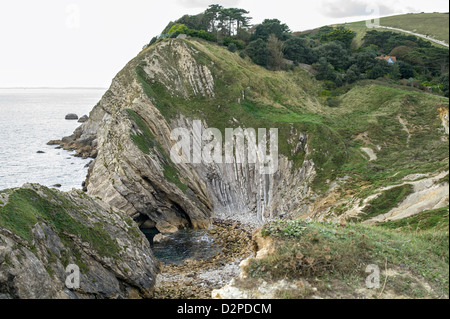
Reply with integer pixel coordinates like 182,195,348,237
136,38,448,195
341,13,449,48
134,38,448,299
381,13,449,43
243,218,448,298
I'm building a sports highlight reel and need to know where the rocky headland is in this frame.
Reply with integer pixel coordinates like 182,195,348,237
0,184,158,299
2,32,448,299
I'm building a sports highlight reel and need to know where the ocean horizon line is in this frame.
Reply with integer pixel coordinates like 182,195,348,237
0,87,107,90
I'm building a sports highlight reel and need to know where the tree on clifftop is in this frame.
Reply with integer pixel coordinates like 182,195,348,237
320,27,356,49
205,5,251,36
246,38,270,67
251,19,291,42
267,34,284,70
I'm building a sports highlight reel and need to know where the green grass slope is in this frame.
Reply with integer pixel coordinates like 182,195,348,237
136,38,449,195
245,219,449,298
0,187,120,258
381,13,449,44
342,13,449,48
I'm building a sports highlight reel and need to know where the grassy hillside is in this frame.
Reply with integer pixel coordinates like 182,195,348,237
326,82,448,196
244,219,449,298
341,13,449,48
381,13,449,44
138,38,449,196
380,206,449,232
133,39,448,300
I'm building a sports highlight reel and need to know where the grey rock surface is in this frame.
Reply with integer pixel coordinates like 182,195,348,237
65,114,79,120
0,184,158,299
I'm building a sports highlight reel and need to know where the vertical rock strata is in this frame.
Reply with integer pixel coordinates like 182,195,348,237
64,39,317,231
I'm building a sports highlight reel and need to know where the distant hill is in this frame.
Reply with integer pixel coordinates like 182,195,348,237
343,13,449,48
380,13,449,44
298,13,449,49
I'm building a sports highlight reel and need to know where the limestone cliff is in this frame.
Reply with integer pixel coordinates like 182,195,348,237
61,39,318,232
0,184,157,299
59,38,449,232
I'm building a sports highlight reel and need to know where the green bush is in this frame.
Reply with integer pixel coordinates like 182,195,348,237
228,43,237,53
246,39,270,67
223,37,245,50
186,29,217,42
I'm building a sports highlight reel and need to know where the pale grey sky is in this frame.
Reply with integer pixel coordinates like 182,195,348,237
0,0,448,88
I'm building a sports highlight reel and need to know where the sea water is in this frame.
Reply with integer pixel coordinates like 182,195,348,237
0,88,105,191
141,228,220,265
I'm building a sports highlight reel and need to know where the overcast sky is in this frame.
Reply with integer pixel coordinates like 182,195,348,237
0,0,448,88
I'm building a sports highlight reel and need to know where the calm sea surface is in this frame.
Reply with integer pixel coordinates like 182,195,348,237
0,88,105,191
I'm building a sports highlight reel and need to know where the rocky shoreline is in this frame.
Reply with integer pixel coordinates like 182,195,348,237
151,219,253,299
25,34,447,300
47,125,98,160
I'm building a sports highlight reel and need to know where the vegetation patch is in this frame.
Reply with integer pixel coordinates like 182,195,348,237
247,219,448,298
357,184,414,221
436,174,449,185
0,187,120,259
379,206,449,232
126,109,156,154
126,109,188,193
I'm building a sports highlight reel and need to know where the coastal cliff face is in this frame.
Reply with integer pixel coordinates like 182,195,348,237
1,37,448,300
64,39,319,232
60,38,449,232
0,184,157,299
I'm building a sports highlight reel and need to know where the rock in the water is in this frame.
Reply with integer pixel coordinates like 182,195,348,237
140,219,156,229
53,184,62,188
78,115,89,123
47,140,61,146
65,113,78,120
156,220,179,234
36,151,45,154
153,233,169,243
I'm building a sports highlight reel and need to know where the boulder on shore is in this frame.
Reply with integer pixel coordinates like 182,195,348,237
156,220,179,234
78,115,89,123
65,113,78,120
153,233,169,243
